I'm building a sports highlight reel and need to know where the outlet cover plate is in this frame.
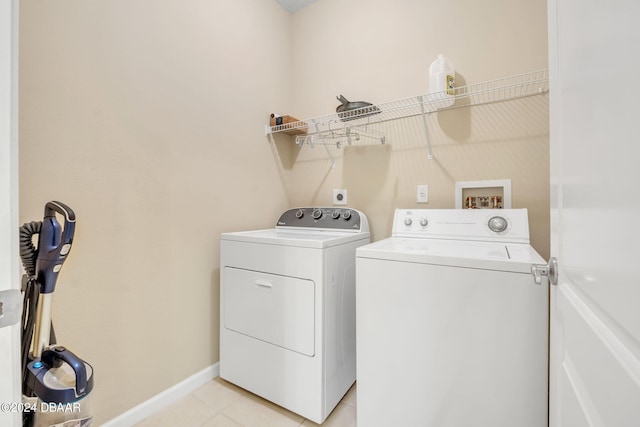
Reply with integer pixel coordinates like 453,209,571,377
333,189,347,205
417,185,428,203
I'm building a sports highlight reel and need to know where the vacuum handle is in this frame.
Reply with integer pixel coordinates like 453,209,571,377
36,201,76,294
42,346,88,396
44,200,76,223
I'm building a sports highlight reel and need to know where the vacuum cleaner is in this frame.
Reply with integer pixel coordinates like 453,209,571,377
19,201,94,427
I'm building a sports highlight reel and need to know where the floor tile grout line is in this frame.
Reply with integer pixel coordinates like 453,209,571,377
191,385,246,414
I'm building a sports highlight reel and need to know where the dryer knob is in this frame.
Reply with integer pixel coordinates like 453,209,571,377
312,209,323,220
488,216,508,232
331,210,341,219
295,209,304,219
404,217,413,227
419,218,428,227
341,210,351,220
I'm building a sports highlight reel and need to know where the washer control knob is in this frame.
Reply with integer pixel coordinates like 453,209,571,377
341,210,351,220
312,208,323,220
295,209,304,219
404,217,413,227
488,216,508,232
331,210,341,219
419,218,428,227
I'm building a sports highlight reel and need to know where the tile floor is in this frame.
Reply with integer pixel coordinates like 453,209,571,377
134,377,357,427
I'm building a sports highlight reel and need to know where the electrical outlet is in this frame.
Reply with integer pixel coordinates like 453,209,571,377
417,185,428,203
333,189,347,205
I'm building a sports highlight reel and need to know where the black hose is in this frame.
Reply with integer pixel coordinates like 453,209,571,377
19,221,41,277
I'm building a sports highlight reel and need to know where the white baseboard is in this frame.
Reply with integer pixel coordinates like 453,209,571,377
102,363,219,427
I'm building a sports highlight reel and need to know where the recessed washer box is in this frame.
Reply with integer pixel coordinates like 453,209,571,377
455,179,512,209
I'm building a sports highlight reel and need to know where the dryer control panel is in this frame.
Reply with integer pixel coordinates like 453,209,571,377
392,208,531,244
276,207,366,232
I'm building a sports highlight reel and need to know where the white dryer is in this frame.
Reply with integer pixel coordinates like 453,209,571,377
356,209,548,427
220,207,369,424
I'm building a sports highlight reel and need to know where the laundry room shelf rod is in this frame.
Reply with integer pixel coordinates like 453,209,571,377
265,69,549,137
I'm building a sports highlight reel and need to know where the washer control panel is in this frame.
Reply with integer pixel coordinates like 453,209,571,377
277,207,364,231
392,209,531,243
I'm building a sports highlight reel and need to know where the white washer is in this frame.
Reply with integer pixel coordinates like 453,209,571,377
356,209,548,427
220,207,370,424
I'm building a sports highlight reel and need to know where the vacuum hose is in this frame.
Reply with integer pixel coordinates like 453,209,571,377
19,221,41,277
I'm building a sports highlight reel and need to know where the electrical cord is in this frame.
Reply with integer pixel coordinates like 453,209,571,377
20,276,37,393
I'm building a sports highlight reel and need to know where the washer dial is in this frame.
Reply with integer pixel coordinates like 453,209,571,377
312,208,323,220
488,216,508,232
341,210,351,220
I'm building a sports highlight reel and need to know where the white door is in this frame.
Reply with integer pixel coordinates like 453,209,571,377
548,0,640,425
0,1,21,426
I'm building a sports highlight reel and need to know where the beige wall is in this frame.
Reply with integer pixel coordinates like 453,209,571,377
19,0,290,423
279,0,550,256
18,0,549,424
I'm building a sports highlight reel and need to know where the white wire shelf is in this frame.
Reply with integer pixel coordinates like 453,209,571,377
266,69,549,137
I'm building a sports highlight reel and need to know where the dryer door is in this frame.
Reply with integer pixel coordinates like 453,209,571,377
223,267,315,357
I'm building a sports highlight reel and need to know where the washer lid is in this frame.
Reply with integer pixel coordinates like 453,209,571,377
221,228,370,249
356,237,545,273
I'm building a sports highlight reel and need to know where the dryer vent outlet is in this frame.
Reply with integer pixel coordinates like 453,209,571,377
333,189,347,205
